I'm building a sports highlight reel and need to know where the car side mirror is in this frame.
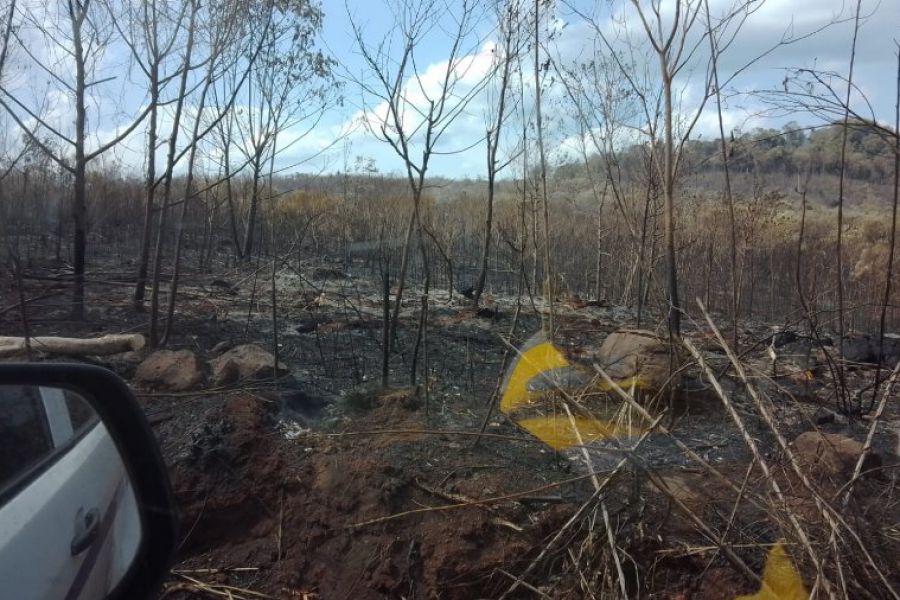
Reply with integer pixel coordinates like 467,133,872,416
0,363,177,600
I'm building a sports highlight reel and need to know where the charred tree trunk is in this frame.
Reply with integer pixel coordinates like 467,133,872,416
71,2,88,321
661,69,680,336
242,155,264,260
134,63,159,309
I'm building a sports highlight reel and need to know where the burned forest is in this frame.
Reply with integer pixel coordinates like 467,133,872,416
1,0,899,598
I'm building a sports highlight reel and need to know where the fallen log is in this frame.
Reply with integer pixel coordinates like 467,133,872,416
0,334,146,358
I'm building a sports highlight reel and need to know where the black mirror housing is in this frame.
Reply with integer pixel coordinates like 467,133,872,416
0,363,178,599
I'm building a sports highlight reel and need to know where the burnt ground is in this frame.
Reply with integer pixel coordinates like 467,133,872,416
3,257,900,599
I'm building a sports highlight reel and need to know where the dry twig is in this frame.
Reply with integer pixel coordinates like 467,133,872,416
498,413,665,599
348,469,610,529
683,332,837,599
696,300,900,600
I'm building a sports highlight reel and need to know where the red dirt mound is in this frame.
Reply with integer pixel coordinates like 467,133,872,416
162,395,577,599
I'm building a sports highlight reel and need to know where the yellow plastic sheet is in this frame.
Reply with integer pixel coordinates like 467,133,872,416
735,542,808,600
516,415,625,450
500,340,570,413
500,338,637,449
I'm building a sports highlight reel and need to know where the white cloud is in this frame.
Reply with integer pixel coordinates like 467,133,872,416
4,0,894,180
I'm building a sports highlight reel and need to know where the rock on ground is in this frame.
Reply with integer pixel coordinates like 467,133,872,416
210,344,289,386
791,431,881,481
135,349,206,391
596,328,680,393
210,341,232,355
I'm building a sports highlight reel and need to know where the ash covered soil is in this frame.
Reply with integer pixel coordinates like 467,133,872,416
4,259,900,598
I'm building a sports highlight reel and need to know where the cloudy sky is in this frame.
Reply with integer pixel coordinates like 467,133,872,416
2,0,898,179
313,0,900,178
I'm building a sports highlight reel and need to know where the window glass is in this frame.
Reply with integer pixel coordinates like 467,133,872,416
64,389,96,434
39,387,97,447
0,386,54,492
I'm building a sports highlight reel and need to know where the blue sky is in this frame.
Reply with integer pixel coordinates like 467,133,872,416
1,0,898,180
304,0,900,178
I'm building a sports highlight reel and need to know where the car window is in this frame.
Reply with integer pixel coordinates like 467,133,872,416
0,386,98,499
64,389,96,433
40,386,98,448
0,386,54,493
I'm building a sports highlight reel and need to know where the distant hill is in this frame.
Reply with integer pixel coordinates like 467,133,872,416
551,121,897,207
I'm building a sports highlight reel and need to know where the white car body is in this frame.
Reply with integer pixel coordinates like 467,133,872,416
0,387,141,600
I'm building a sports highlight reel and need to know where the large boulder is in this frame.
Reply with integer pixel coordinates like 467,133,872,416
135,349,206,391
791,431,881,481
210,344,289,386
596,329,679,393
